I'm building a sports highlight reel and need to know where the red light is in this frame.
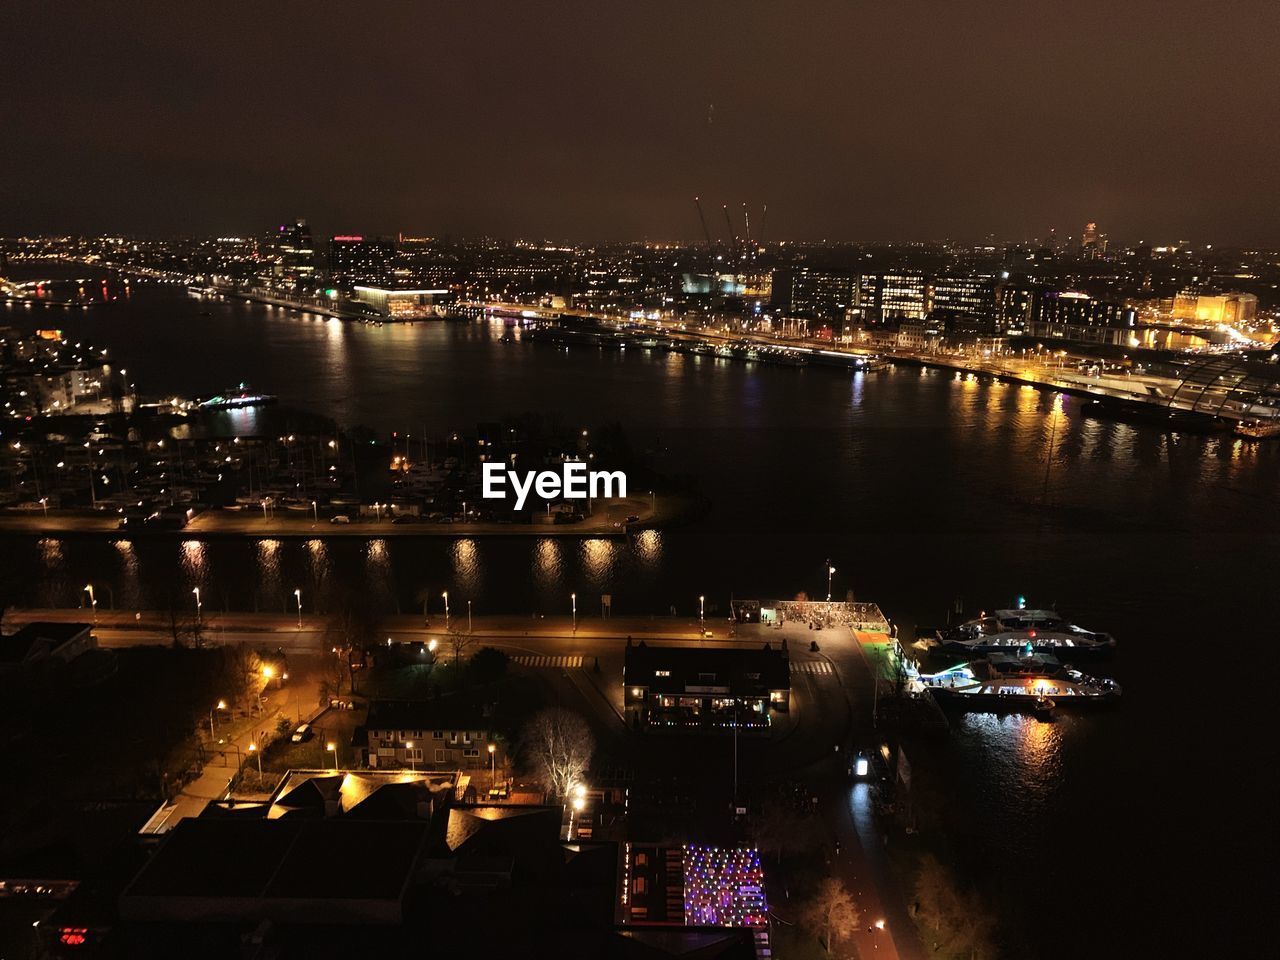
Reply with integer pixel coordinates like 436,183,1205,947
59,928,88,946
1029,629,1036,637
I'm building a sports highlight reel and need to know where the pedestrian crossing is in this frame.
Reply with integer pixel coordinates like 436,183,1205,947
514,654,584,669
793,660,834,676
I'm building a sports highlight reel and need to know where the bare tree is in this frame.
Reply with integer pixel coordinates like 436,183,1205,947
800,875,860,954
913,855,998,959
750,795,822,864
523,707,594,798
447,626,475,672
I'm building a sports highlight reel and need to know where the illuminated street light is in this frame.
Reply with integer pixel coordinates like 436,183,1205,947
83,584,97,622
327,741,339,770
192,586,202,622
294,588,302,629
699,594,705,625
442,591,450,627
488,741,496,784
826,562,836,602
209,698,227,739
406,741,416,772
571,592,577,632
248,741,262,776
467,599,473,634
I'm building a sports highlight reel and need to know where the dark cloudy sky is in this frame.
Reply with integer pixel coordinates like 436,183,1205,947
3,1,1277,243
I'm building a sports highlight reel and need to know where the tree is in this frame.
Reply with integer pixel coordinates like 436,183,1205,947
447,626,476,672
468,646,509,684
324,589,378,694
800,875,860,954
751,795,822,863
522,707,594,797
912,854,999,959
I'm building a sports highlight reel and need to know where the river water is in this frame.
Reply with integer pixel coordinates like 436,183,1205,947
3,283,1274,957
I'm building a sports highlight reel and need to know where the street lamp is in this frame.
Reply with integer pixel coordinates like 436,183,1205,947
294,588,302,629
39,497,47,518
442,591,450,627
192,587,202,622
406,741,416,772
83,584,97,622
209,699,227,739
327,741,339,770
699,594,705,625
488,741,496,784
827,562,836,603
571,592,577,632
248,741,262,776
467,599,473,634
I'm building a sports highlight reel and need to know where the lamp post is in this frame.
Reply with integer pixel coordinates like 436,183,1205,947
571,592,577,632
193,587,202,623
294,588,302,629
826,562,836,603
488,741,496,785
39,497,47,518
249,741,262,776
467,599,473,634
327,741,339,771
406,741,416,772
311,500,318,523
84,584,97,622
209,699,227,739
699,594,705,626
442,591,450,628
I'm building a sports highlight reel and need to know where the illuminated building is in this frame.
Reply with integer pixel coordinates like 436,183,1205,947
267,219,315,283
879,271,927,320
783,268,854,319
1027,291,1136,345
623,639,789,731
1080,221,1107,257
1172,291,1258,325
352,286,452,320
928,275,997,325
619,842,769,931
329,235,397,286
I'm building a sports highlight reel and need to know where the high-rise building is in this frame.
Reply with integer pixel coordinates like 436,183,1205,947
787,268,854,319
267,219,315,283
1080,221,1107,257
878,272,927,320
329,236,397,286
928,275,997,326
1028,291,1135,345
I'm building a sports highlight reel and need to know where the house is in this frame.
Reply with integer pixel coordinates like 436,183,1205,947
361,698,506,772
623,640,790,733
0,621,95,671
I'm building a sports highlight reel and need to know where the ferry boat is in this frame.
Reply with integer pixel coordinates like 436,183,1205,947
918,654,1120,711
936,607,1116,657
198,383,279,411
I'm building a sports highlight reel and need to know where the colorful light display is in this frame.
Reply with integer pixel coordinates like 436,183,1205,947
681,844,768,928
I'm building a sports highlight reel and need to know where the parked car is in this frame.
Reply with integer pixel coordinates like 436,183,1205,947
329,515,351,524
290,722,313,743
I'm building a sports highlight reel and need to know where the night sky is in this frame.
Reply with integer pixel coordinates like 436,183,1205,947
3,0,1277,243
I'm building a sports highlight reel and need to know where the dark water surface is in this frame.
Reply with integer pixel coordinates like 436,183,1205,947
4,287,1275,957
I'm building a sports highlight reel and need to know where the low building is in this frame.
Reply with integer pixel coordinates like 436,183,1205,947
0,621,95,671
352,285,451,320
361,698,506,772
623,640,790,732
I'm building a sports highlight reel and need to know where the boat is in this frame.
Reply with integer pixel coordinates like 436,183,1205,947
918,654,1120,711
936,607,1116,657
198,383,278,411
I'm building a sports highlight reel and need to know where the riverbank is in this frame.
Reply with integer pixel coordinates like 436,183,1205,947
0,492,703,539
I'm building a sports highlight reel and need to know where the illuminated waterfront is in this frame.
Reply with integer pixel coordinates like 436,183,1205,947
3,286,1277,958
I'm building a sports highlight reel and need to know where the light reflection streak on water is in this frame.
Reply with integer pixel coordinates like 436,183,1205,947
580,538,615,587
450,538,481,596
181,539,207,577
634,529,661,568
255,538,282,608
113,539,141,609
533,538,563,592
958,712,1065,804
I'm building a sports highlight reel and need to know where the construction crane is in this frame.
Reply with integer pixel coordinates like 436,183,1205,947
741,203,753,246
758,204,767,245
722,205,738,248
693,197,714,248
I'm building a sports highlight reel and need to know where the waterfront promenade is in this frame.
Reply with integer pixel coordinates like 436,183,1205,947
0,493,679,538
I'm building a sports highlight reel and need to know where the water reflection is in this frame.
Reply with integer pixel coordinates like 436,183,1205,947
113,539,141,609
450,538,481,597
579,538,616,587
533,538,563,592
634,529,662,567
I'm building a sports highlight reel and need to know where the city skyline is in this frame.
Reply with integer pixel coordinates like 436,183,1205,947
3,0,1278,242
